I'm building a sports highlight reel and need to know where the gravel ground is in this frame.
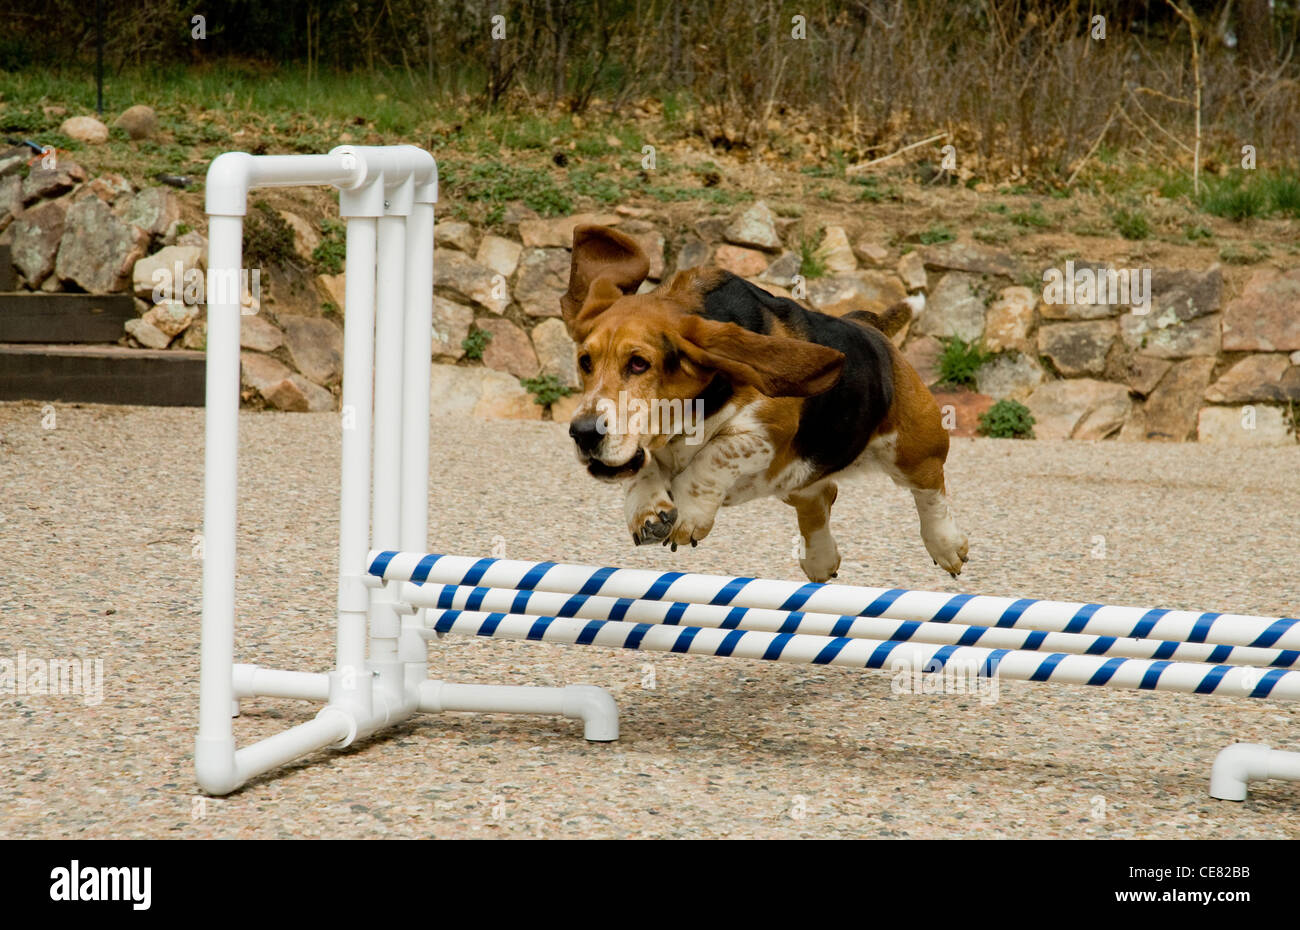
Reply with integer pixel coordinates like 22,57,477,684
1,399,1297,839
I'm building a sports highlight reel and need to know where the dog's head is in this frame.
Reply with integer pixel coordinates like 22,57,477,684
561,225,845,480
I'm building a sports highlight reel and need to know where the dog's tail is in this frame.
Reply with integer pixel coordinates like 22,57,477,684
843,293,924,338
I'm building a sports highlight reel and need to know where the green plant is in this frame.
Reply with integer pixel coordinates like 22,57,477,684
1200,178,1268,220
312,218,346,274
1009,206,1051,229
1183,223,1213,241
321,301,339,317
520,373,576,406
918,224,956,245
936,336,993,389
174,222,192,237
797,234,827,279
1111,207,1150,240
242,201,297,268
978,399,1035,439
461,327,493,359
1264,173,1300,217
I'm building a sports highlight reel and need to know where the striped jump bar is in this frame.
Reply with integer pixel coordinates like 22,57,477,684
368,551,1300,653
422,608,1300,702
404,581,1298,670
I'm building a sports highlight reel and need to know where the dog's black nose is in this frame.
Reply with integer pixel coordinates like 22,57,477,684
569,413,603,454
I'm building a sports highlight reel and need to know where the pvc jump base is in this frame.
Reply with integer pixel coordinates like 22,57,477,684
197,146,1300,802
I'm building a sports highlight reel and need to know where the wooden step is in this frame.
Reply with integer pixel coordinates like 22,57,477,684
0,344,206,406
0,292,137,343
0,245,15,291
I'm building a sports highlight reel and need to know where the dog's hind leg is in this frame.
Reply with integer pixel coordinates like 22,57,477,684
784,479,841,582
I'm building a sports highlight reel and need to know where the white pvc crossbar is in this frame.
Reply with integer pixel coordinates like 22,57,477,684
197,145,1298,804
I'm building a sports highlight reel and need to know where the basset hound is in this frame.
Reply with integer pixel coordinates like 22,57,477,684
560,224,968,583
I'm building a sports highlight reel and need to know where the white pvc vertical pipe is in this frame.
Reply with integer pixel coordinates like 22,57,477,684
195,212,244,794
335,216,378,697
399,201,434,552
369,214,407,666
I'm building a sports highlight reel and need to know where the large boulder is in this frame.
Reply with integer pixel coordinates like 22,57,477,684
435,249,509,314
1197,406,1293,446
531,318,579,388
21,159,86,204
10,200,68,285
914,272,985,342
922,241,1017,278
1024,379,1132,440
434,219,478,253
982,285,1036,352
282,316,344,385
723,201,781,251
429,364,543,420
60,116,109,144
513,248,569,318
477,317,539,379
1037,320,1117,377
1204,354,1300,403
1221,268,1300,352
815,226,857,273
113,105,159,140
975,352,1044,401
123,187,181,240
1119,357,1215,442
55,197,148,292
714,244,768,277
431,296,474,359
132,244,203,300
475,235,522,278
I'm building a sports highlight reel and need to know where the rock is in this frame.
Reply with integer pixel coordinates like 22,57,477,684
429,364,544,420
241,351,294,394
982,286,1036,353
431,296,474,359
1147,267,1223,317
175,229,206,251
0,175,21,223
60,116,109,145
513,247,569,318
619,222,666,279
278,211,320,259
615,204,653,218
1117,355,1172,397
477,317,539,378
914,272,985,342
757,251,801,288
1204,354,1300,403
132,244,203,300
723,201,781,251
77,173,132,204
113,105,159,140
21,160,85,204
502,202,539,228
180,319,206,350
975,352,1044,401
922,241,1017,278
1039,261,1127,320
897,251,926,290
264,374,336,412
815,226,857,273
693,216,729,242
532,318,580,387
1197,405,1293,446
853,238,889,267
930,391,995,438
55,197,148,293
1222,268,1300,351
808,271,907,310
10,200,67,285
124,317,171,348
549,393,584,423
434,219,478,253
518,213,620,248
714,244,769,277
1292,350,1300,366
239,314,284,352
1120,357,1216,442
674,236,711,274
122,187,180,239
1119,310,1220,358
282,316,344,385
435,249,510,314
1024,379,1132,440
143,300,197,337
1037,320,1117,377
476,235,522,278
0,150,26,178
316,273,346,310
903,335,943,386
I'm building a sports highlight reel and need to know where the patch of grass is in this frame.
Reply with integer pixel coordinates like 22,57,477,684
936,336,993,389
918,224,956,245
439,159,573,217
797,233,828,280
567,166,624,205
1183,223,1213,241
1262,173,1300,216
1218,242,1269,265
520,374,576,407
461,327,493,360
972,225,1011,245
1200,179,1268,221
850,174,899,203
312,219,346,274
321,301,339,317
978,399,1035,439
1009,206,1051,229
1111,207,1151,240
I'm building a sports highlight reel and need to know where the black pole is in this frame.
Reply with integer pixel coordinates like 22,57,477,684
95,0,104,115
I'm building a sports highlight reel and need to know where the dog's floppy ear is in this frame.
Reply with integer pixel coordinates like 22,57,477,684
561,225,650,341
672,315,845,397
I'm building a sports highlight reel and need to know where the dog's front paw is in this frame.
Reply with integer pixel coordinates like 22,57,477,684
630,507,677,546
663,500,716,552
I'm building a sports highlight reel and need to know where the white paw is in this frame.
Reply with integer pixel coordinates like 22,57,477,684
800,531,841,583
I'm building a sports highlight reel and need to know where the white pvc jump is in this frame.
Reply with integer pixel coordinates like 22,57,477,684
197,146,1299,804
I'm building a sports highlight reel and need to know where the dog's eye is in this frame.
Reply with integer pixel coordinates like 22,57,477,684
628,356,650,374
579,354,593,374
